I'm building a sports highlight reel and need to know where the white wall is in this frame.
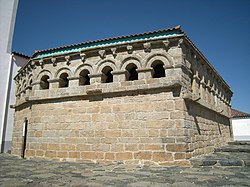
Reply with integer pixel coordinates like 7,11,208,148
3,54,28,152
232,118,250,141
0,0,19,152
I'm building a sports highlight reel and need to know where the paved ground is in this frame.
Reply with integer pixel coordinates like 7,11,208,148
0,153,249,187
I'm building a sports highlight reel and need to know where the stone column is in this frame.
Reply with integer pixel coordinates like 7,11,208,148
25,86,32,97
221,94,226,114
192,71,200,97
169,46,184,78
112,70,128,82
68,77,79,87
206,80,211,104
164,65,175,78
211,84,216,106
217,90,222,111
48,79,60,89
199,76,206,101
137,68,153,80
214,88,219,108
89,73,103,84
171,47,183,66
30,81,40,98
32,81,41,91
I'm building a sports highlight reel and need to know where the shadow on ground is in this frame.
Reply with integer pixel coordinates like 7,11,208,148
0,142,249,187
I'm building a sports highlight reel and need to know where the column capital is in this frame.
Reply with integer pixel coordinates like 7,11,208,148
48,78,59,83
89,73,103,78
136,67,153,73
111,70,127,75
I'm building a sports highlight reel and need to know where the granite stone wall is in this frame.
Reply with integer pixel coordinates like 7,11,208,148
11,33,232,166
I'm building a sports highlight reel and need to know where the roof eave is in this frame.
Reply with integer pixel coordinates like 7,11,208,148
32,25,183,58
183,35,232,92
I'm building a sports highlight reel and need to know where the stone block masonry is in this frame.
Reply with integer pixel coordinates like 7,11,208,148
11,26,233,166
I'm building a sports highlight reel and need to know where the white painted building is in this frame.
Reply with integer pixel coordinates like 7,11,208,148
231,109,250,141
0,0,29,152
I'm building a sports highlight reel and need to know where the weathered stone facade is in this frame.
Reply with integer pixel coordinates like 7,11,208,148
12,26,233,166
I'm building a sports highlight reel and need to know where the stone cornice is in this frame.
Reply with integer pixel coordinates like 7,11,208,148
183,36,232,94
14,78,183,109
183,93,230,118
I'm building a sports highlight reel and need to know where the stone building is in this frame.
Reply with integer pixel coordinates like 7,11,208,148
12,26,233,166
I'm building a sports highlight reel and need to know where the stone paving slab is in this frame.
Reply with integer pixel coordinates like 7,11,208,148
191,143,250,168
0,154,250,187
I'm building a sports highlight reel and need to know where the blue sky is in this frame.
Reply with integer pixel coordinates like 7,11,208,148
13,0,250,113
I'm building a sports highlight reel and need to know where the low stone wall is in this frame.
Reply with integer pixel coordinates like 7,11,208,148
12,90,231,166
13,89,194,166
184,101,231,157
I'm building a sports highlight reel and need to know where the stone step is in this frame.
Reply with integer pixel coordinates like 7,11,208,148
191,152,250,167
228,141,250,145
215,145,250,153
191,142,250,167
191,158,248,167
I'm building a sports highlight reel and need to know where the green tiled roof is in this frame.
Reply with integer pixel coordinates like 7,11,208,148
33,26,183,59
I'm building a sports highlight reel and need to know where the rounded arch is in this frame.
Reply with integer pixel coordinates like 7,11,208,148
151,61,166,78
21,79,27,90
95,59,117,74
59,72,69,88
27,74,33,85
28,74,33,80
79,69,90,86
37,69,52,81
101,66,113,83
27,74,33,89
74,63,93,77
145,53,173,68
55,67,72,79
120,56,142,70
125,63,138,81
17,84,21,94
16,83,21,93
40,75,50,90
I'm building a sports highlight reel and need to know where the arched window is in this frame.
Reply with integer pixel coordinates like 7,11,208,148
102,66,113,83
79,70,90,86
126,64,138,81
22,80,26,90
152,61,165,78
59,73,69,88
40,75,49,90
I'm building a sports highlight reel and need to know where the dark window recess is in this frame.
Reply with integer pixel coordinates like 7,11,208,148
59,73,69,88
40,75,49,89
152,61,165,78
29,80,33,89
79,70,90,85
126,64,138,81
105,69,113,83
102,67,113,83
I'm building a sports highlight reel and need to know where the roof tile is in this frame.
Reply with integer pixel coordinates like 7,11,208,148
231,109,250,118
32,25,183,58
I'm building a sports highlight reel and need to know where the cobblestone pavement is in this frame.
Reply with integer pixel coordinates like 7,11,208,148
0,154,249,187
